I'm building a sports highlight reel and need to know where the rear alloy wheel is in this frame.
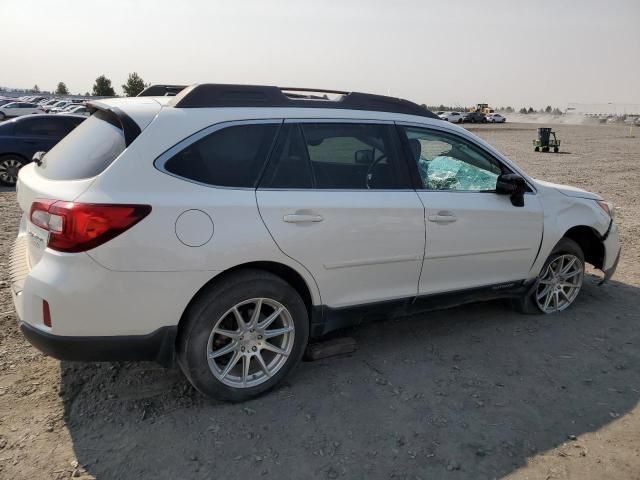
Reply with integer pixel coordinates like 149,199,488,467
178,270,308,402
0,156,26,186
513,238,585,314
206,298,295,388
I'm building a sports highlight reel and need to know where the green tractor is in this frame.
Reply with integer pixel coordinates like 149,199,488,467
533,127,561,153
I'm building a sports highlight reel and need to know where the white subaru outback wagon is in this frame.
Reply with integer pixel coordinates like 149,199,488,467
11,84,620,401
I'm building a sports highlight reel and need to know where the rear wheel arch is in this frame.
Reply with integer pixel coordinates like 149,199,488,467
176,261,316,341
562,225,605,269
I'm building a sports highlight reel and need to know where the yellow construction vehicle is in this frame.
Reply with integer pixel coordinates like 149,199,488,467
470,103,495,114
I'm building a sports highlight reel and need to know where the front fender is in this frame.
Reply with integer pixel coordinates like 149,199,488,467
528,186,611,279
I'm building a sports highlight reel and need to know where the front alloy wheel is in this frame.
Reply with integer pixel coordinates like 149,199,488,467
534,253,584,313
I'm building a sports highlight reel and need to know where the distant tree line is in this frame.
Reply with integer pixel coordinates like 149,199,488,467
5,73,151,98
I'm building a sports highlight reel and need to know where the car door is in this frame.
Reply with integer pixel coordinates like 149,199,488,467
257,121,425,309
398,124,543,295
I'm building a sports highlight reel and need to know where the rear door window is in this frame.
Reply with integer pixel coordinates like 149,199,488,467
38,111,126,180
302,123,409,189
162,123,280,188
260,124,313,189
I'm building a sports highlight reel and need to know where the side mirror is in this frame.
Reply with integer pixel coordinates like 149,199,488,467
32,151,46,166
354,149,374,165
496,173,526,207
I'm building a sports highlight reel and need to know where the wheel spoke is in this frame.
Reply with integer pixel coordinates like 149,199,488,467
209,341,237,359
220,351,241,379
560,257,577,274
242,355,251,386
249,299,263,328
262,342,289,357
543,290,554,310
258,307,283,330
553,291,560,310
559,288,571,301
214,328,241,340
537,284,552,300
263,325,294,339
232,307,247,330
255,352,272,377
562,269,581,279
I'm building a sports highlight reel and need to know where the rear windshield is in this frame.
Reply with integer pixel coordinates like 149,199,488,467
38,111,126,180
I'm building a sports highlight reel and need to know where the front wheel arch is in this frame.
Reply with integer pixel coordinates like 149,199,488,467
562,225,605,269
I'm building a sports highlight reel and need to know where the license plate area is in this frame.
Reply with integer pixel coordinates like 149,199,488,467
26,221,49,265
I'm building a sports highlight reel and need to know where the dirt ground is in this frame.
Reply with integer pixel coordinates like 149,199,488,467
0,122,638,480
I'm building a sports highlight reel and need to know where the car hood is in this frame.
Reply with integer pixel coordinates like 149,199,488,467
534,179,602,200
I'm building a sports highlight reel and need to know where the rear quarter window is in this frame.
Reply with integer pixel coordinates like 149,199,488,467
38,111,126,180
161,123,279,188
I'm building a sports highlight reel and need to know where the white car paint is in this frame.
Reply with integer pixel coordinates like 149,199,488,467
12,97,620,342
0,102,44,118
438,111,464,123
486,113,506,123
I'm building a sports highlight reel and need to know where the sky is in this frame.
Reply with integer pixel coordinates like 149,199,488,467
2,0,639,108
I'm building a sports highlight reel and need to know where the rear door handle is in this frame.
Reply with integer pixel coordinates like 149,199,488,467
428,212,457,223
283,213,324,223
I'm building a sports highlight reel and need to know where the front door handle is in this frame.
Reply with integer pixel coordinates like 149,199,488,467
428,212,457,223
283,213,324,223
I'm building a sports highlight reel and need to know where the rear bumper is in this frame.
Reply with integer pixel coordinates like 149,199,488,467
20,322,177,366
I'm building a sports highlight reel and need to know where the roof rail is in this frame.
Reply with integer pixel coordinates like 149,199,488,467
169,84,437,119
137,84,187,97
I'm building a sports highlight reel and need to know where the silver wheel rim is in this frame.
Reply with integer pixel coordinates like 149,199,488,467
0,158,23,185
535,254,584,313
206,298,295,388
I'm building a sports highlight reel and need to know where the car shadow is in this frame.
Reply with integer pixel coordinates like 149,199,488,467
60,275,640,479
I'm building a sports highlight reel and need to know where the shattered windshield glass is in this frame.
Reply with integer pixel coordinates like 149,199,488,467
403,127,502,191
418,156,499,191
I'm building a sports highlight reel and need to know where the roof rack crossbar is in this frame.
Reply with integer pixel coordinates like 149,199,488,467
137,84,188,97
169,84,437,119
280,87,350,95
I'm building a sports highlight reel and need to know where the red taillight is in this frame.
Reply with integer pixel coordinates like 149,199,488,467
29,201,151,253
43,300,52,327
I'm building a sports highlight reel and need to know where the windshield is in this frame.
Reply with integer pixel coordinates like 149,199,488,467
38,111,126,180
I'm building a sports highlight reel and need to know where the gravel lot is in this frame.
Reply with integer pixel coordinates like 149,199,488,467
0,122,638,480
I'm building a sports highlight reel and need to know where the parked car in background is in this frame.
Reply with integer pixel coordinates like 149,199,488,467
47,101,74,113
0,99,16,107
462,111,487,123
10,84,620,402
438,111,464,123
0,102,44,120
39,99,59,108
0,114,84,185
62,105,90,116
486,113,506,123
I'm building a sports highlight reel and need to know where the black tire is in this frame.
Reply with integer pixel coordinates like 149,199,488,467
177,269,309,402
513,238,585,314
534,147,540,152
542,146,549,152
0,155,26,186
553,147,559,153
